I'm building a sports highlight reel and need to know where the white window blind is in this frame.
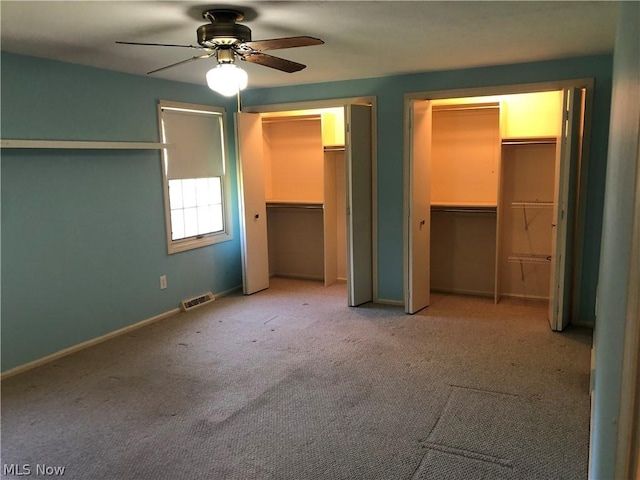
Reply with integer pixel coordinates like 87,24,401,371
160,108,225,179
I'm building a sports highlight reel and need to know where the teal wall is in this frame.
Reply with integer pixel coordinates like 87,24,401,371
242,54,613,316
1,53,242,371
1,51,613,372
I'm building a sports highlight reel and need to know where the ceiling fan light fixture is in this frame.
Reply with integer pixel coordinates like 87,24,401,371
206,63,248,96
117,7,324,78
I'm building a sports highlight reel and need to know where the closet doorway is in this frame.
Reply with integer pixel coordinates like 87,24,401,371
236,97,375,307
404,83,589,331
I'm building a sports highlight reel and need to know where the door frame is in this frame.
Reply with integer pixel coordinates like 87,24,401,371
549,87,585,330
240,96,379,301
403,79,594,318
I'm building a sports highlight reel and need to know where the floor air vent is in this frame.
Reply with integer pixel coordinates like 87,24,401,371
181,292,215,312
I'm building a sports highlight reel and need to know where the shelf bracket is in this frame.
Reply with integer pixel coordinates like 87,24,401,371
519,260,525,281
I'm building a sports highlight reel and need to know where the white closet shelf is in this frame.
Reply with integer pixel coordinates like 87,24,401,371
1,139,169,150
511,201,554,208
431,202,497,208
508,253,551,264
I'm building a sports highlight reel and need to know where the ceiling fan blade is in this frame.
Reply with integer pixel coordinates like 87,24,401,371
116,41,203,49
241,52,306,73
147,53,214,75
243,36,324,52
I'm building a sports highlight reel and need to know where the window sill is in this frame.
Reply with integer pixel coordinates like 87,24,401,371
168,231,233,254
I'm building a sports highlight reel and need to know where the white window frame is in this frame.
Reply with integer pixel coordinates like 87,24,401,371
158,100,233,254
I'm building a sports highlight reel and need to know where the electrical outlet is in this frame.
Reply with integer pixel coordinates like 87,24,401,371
160,275,167,290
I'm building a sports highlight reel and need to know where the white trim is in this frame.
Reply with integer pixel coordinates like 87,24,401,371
167,229,233,254
1,308,180,380
0,139,168,150
241,96,379,302
403,78,595,103
498,293,550,301
241,96,375,114
215,284,243,298
571,319,595,328
431,288,496,298
375,298,404,306
158,100,226,114
614,101,640,480
271,273,325,282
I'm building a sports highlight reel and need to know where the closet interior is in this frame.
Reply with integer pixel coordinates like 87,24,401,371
429,91,563,305
260,108,347,286
430,103,500,298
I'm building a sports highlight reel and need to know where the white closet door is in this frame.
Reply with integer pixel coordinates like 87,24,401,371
345,104,373,306
235,112,270,295
407,100,432,314
549,88,583,330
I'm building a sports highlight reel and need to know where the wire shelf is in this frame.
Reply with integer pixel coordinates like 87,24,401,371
508,253,552,264
511,201,554,208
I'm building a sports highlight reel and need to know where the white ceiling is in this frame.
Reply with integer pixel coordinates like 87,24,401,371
0,1,619,90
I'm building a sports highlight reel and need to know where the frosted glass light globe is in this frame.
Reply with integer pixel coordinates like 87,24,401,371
206,64,248,97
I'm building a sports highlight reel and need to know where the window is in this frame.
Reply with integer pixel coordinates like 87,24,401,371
158,101,233,253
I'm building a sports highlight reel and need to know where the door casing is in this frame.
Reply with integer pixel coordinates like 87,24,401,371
403,79,594,322
239,96,378,302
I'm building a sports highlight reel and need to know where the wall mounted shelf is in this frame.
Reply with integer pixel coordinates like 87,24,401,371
0,139,169,150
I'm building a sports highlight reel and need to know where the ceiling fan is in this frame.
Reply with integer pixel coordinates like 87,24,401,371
116,8,324,75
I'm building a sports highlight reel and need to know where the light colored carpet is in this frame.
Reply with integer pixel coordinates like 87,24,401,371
1,278,592,479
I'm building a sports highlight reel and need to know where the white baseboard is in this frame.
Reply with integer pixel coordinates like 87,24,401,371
431,288,494,298
499,293,549,301
1,285,244,380
375,298,404,306
271,273,324,282
215,284,243,298
1,307,180,380
570,319,595,328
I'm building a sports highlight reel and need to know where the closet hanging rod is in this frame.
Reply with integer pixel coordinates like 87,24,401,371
432,103,500,113
266,202,323,210
431,207,496,214
261,115,321,124
502,139,557,146
324,145,345,152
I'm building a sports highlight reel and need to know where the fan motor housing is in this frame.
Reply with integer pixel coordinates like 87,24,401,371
197,23,252,47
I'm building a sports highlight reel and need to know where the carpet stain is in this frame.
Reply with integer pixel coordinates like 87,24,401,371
264,315,279,324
